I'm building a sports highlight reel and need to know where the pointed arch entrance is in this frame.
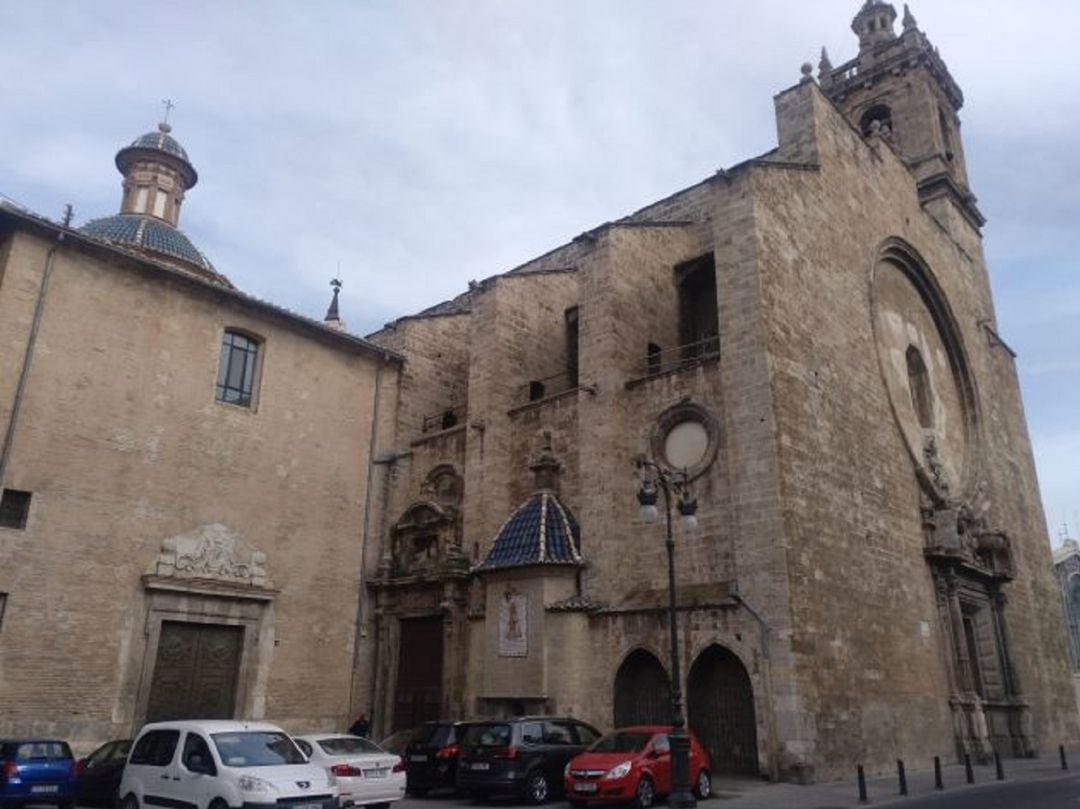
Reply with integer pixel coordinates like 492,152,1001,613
687,645,758,776
613,649,671,727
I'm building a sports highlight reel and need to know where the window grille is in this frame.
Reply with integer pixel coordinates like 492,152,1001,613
216,331,261,407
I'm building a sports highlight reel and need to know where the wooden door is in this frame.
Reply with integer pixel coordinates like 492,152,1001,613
146,622,243,722
687,645,758,776
613,649,671,727
393,616,444,731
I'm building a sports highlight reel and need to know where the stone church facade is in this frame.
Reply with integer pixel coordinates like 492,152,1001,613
358,2,1078,783
0,0,1076,786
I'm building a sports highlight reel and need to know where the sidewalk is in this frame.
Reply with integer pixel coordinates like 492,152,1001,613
708,749,1078,808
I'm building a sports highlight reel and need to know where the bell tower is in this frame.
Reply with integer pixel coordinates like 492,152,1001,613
819,3,983,228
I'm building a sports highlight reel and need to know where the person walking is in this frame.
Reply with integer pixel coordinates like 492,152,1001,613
349,712,370,738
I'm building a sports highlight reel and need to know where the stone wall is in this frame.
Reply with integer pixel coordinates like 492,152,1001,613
0,230,386,751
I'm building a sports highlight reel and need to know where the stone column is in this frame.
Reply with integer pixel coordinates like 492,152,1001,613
991,589,1034,756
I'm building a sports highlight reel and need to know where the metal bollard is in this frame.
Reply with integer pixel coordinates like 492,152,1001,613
897,759,908,796
994,751,1004,781
1061,744,1069,770
933,756,944,790
964,753,974,784
857,764,868,803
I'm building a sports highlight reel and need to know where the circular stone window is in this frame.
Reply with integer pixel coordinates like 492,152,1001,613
650,402,719,480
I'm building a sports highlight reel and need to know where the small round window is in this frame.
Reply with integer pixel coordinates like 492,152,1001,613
650,402,719,481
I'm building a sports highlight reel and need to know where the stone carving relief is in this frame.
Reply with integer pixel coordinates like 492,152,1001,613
154,523,271,588
384,500,466,581
921,482,1014,579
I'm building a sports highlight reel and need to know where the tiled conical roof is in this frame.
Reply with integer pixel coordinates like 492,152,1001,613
476,492,582,571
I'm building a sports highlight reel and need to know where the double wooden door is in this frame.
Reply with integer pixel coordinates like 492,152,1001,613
146,621,243,722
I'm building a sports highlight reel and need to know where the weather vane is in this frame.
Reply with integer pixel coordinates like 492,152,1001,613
331,277,342,293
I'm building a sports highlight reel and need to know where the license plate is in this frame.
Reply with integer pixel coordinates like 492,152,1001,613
363,769,388,778
410,754,427,762
573,783,598,794
31,786,60,794
470,762,490,771
292,803,320,809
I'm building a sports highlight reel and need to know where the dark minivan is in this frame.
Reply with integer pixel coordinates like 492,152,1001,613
0,739,77,809
404,721,470,796
456,717,601,804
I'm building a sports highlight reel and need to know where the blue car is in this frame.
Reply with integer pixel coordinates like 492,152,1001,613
0,739,77,809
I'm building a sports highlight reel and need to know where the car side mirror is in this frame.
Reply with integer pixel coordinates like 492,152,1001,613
647,750,659,760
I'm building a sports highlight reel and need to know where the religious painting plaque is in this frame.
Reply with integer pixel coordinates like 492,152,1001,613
498,592,528,657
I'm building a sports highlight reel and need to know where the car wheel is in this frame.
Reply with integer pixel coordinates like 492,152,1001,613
120,794,139,809
369,804,391,809
58,801,74,809
631,776,654,809
693,769,711,800
524,770,550,805
569,800,587,809
208,798,230,809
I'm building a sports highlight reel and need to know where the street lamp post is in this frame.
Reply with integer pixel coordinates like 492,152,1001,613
637,460,698,809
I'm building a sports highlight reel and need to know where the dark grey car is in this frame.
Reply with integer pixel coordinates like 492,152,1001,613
456,717,601,804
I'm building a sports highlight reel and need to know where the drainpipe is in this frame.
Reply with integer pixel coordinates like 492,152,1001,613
349,358,386,724
0,232,64,487
730,580,779,781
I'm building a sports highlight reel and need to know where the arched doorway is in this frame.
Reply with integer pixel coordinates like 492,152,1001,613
688,645,758,776
613,649,671,727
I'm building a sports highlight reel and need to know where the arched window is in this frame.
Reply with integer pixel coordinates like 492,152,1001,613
860,104,894,138
906,345,933,428
216,329,262,407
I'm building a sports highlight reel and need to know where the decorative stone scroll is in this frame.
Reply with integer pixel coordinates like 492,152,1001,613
154,524,271,588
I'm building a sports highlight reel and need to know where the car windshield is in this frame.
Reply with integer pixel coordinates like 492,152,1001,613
590,732,654,753
317,737,383,756
413,725,454,747
211,732,306,767
13,742,72,761
462,724,511,748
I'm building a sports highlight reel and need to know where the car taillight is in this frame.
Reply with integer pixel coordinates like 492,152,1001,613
392,757,406,773
492,747,519,760
75,760,87,777
330,764,364,777
436,744,460,759
1,761,18,779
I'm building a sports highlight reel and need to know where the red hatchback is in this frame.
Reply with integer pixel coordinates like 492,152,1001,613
564,727,710,808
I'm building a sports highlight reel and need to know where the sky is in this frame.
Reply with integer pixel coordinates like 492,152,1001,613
0,0,1076,544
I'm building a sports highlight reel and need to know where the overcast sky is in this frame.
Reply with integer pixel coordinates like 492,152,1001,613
1,0,1076,544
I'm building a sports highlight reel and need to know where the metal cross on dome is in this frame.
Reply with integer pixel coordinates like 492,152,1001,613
161,98,175,125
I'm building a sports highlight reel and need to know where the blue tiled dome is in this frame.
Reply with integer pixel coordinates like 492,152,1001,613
477,492,582,571
116,123,197,188
81,214,214,272
129,128,190,162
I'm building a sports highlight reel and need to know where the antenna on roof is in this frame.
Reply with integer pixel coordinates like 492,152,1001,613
61,204,73,227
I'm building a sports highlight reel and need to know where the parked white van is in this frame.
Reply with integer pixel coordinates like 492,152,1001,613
119,720,338,809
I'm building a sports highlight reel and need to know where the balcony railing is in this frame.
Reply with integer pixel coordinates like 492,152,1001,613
514,370,579,408
421,404,467,434
631,335,720,381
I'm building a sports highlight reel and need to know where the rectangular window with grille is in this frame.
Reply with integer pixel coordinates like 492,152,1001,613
215,330,261,408
0,489,31,530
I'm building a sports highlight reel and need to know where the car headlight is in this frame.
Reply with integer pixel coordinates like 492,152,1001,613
604,761,632,780
239,775,277,793
564,762,571,778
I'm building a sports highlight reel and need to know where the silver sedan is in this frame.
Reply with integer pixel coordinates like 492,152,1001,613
294,735,406,809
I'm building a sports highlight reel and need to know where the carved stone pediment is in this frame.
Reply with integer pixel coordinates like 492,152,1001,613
380,500,466,582
153,524,271,588
922,490,1013,580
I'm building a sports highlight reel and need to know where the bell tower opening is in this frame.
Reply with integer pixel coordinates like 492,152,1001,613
818,3,982,229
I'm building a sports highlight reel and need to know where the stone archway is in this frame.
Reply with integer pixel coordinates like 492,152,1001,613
613,649,671,727
687,644,758,776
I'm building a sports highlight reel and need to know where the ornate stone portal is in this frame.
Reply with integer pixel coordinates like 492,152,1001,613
872,240,1031,760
